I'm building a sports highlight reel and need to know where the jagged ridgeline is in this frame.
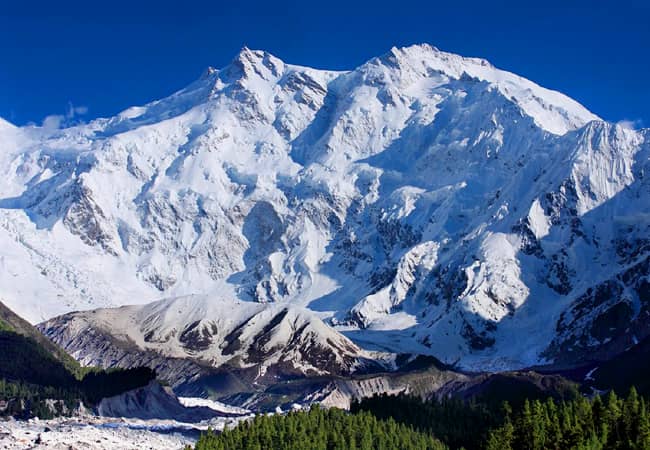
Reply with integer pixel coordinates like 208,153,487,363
0,300,155,418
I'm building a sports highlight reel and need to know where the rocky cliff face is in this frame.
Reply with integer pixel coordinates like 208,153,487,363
2,45,648,377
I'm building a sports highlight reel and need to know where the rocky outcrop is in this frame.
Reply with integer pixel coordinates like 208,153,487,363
39,296,390,396
95,381,229,421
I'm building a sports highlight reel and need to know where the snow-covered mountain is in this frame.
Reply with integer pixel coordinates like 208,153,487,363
3,45,649,380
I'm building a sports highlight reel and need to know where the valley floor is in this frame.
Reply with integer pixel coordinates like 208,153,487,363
0,414,247,450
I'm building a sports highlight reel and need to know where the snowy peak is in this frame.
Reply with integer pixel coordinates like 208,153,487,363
1,44,648,377
368,44,599,135
104,44,596,140
376,43,494,74
218,47,286,84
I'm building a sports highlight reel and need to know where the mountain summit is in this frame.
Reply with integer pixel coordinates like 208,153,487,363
1,45,648,380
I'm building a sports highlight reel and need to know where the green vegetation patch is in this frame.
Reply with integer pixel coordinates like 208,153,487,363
487,388,650,450
191,388,650,450
191,405,446,450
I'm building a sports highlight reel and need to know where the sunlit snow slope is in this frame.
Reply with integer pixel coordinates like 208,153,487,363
3,45,649,374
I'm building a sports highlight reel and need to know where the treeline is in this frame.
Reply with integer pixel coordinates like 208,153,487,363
191,405,446,450
0,366,156,419
0,379,80,419
190,388,650,450
78,366,156,404
355,389,650,449
0,331,78,388
351,393,501,449
1,329,156,418
486,388,650,449
0,302,85,378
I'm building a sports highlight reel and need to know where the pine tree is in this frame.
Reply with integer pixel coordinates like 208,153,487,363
637,398,650,449
605,390,622,447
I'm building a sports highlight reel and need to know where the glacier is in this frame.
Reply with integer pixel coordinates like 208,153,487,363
1,44,648,379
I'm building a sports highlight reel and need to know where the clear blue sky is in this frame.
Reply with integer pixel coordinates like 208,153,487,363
1,0,648,128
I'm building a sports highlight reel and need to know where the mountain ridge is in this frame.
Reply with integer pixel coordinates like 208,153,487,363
0,45,648,381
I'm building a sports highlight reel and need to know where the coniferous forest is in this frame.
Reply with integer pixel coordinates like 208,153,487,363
0,326,156,419
485,388,650,450
190,389,650,450
192,405,446,450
